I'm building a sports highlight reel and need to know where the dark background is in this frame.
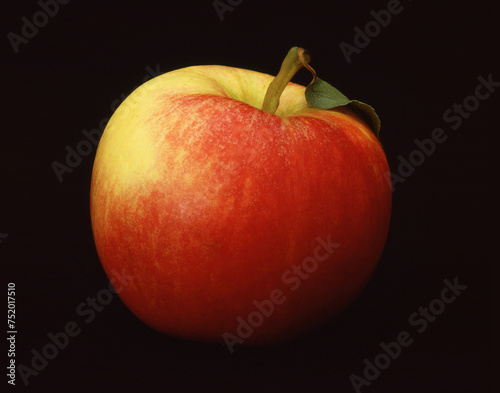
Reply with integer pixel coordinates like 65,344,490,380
1,0,494,392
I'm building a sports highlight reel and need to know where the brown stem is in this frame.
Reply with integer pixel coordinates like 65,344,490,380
261,47,316,114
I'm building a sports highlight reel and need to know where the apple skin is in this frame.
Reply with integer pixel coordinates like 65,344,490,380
90,65,392,345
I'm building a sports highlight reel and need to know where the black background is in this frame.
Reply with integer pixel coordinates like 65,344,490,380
1,0,494,392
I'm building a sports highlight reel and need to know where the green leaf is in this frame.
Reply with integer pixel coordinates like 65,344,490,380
305,78,381,138
348,100,381,138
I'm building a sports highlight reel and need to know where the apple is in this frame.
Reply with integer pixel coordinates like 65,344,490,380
90,47,391,348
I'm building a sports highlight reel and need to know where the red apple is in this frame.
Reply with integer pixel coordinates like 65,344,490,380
90,47,391,349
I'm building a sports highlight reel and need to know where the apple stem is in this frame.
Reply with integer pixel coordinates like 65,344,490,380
261,47,315,114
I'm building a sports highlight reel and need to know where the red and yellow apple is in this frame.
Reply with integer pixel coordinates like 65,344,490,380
90,48,391,347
